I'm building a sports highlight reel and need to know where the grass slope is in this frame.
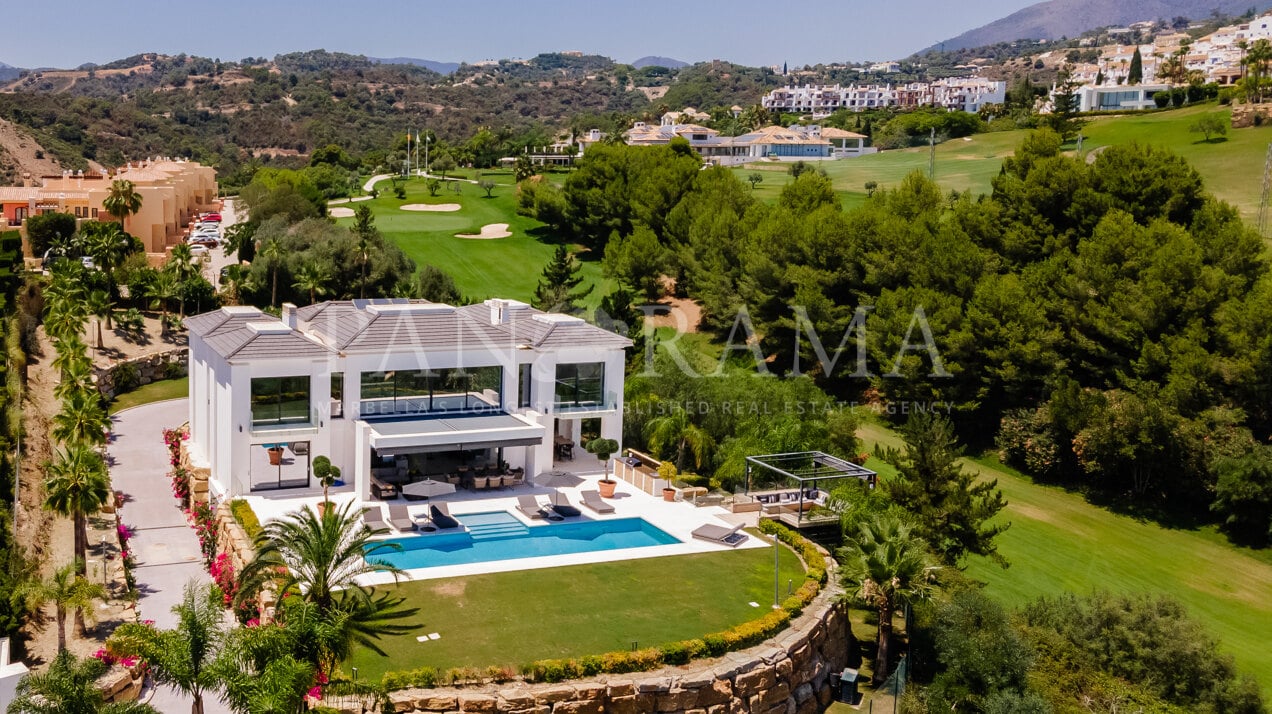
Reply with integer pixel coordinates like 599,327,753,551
734,105,1272,224
334,171,611,308
107,377,188,414
856,421,1272,697
349,545,805,680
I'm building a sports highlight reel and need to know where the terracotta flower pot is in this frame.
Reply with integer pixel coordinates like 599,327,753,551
663,487,677,502
598,479,617,498
268,447,283,466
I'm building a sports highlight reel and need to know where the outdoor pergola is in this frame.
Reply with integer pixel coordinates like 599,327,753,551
744,451,878,525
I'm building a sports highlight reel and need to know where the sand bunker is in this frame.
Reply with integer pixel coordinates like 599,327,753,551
351,196,372,202
456,223,512,240
401,203,461,212
329,207,355,218
328,198,349,205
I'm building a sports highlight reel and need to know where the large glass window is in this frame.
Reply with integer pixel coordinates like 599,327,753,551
251,376,311,427
359,366,502,417
518,364,532,408
555,362,605,408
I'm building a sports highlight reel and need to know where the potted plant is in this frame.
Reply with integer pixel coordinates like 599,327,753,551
312,455,340,516
658,461,678,502
586,438,620,498
267,445,284,466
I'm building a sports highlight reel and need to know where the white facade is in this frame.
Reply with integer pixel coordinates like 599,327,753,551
761,78,1005,115
186,299,630,503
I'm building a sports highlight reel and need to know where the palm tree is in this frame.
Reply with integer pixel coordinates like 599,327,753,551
44,302,88,346
85,290,112,351
218,264,251,305
19,561,108,653
1246,39,1272,104
8,651,159,714
52,390,109,447
50,339,90,383
238,501,403,612
102,179,143,236
149,270,180,328
109,582,225,714
165,243,199,319
258,239,284,307
210,625,315,714
838,515,937,685
291,263,330,305
54,359,95,403
45,446,111,574
83,221,135,309
235,501,415,675
645,405,714,472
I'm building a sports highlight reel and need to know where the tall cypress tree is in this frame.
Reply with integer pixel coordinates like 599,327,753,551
1128,47,1143,85
533,245,592,313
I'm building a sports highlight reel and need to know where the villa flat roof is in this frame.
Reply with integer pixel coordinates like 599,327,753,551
365,413,546,455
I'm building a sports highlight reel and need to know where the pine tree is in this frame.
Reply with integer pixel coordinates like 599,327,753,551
881,412,1009,567
533,245,593,313
1128,47,1143,85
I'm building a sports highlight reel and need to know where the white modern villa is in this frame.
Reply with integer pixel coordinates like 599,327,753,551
184,298,631,503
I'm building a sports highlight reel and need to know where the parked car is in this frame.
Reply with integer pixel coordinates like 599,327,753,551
191,236,220,248
201,213,222,223
189,245,210,258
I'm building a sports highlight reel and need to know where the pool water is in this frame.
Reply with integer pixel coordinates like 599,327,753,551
367,510,681,569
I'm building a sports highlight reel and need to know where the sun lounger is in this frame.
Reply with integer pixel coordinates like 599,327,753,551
370,474,397,500
579,490,614,514
430,503,461,530
387,504,417,532
548,492,582,518
516,495,548,520
691,523,748,547
363,506,390,533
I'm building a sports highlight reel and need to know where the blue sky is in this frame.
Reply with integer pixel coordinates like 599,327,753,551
4,0,1039,69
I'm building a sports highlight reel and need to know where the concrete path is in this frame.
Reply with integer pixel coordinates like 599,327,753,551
362,173,395,192
109,398,230,713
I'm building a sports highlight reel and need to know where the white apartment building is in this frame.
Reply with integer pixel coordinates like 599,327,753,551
185,299,631,503
762,78,1005,115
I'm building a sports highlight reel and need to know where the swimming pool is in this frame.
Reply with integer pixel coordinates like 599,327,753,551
367,511,681,570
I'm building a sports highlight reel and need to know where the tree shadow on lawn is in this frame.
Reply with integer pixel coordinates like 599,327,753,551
1192,137,1230,145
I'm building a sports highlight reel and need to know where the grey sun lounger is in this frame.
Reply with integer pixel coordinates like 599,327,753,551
430,503,461,530
363,506,390,533
579,490,615,514
387,504,418,532
691,523,748,547
516,495,548,520
548,492,582,518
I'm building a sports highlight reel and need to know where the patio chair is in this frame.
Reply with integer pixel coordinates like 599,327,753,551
580,490,615,514
548,492,582,518
363,506,390,533
370,474,397,500
691,523,748,548
430,503,461,530
516,495,548,520
387,504,418,532
505,472,525,487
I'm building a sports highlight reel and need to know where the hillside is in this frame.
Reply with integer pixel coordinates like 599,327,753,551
925,0,1272,52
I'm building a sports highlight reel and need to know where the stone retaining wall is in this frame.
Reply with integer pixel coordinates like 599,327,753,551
1232,102,1272,129
381,586,853,714
95,348,187,401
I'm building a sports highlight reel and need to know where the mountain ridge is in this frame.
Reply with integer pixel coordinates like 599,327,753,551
921,0,1272,53
632,55,688,69
367,56,460,75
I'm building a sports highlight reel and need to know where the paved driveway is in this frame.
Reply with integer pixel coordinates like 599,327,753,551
109,398,229,713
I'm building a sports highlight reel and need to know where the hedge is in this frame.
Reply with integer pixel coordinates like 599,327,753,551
758,519,828,584
229,499,262,540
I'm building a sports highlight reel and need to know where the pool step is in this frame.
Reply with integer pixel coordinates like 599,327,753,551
465,521,530,541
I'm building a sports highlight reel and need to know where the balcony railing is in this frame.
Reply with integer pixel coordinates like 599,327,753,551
552,391,619,414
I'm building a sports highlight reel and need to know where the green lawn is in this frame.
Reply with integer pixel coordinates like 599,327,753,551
335,175,612,308
349,544,805,680
1080,104,1272,224
108,377,188,414
734,105,1272,225
856,421,1272,697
